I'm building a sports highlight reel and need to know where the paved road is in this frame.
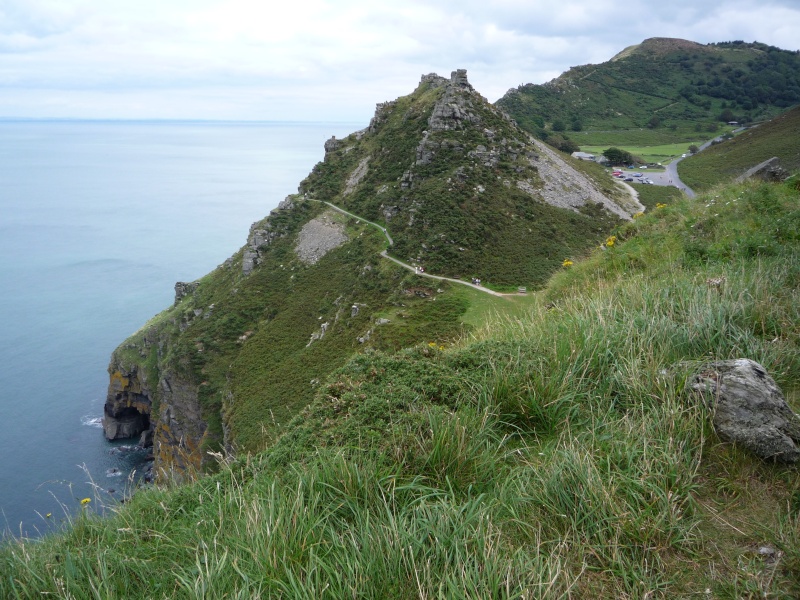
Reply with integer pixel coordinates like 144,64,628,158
306,197,509,297
616,162,696,199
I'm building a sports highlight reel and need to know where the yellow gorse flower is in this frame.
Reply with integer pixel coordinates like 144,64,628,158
632,212,644,219
80,498,91,506
656,203,667,209
562,259,574,268
605,235,617,247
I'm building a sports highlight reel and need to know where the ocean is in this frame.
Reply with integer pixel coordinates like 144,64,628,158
0,119,360,538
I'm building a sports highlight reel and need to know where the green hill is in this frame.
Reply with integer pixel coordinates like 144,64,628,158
497,38,800,149
98,70,637,476
679,104,800,191
3,174,798,597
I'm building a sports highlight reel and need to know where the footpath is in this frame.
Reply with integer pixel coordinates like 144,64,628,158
306,198,508,297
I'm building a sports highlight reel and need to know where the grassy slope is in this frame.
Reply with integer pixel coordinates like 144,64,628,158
679,104,800,191
3,176,799,598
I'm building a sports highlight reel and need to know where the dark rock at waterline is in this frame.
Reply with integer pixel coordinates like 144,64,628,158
690,358,800,462
139,428,154,448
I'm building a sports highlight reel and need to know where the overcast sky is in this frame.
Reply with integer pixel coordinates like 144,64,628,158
2,0,799,123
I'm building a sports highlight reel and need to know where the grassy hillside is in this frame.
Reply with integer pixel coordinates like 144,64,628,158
497,38,800,151
4,176,798,597
679,104,800,191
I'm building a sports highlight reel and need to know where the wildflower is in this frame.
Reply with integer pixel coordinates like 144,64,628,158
656,203,667,209
439,345,445,351
562,259,574,268
632,212,644,219
45,513,52,518
428,342,437,348
605,235,617,248
80,498,91,506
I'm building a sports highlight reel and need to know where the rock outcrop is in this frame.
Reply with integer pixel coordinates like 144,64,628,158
242,196,295,275
734,157,790,184
690,358,800,462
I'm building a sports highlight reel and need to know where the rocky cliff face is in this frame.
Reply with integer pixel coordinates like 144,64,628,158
103,70,634,479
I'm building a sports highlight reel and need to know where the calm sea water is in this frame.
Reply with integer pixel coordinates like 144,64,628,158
0,119,360,538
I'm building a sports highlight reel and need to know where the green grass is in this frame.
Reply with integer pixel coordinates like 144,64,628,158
581,140,714,165
3,177,799,598
679,104,800,191
498,40,800,139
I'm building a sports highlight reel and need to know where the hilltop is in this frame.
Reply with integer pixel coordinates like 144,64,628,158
497,38,800,148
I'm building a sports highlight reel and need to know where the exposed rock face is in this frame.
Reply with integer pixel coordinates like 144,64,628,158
735,157,790,184
428,70,481,131
368,101,396,134
343,157,370,196
295,211,348,265
174,281,199,305
152,368,207,476
242,196,295,275
103,367,151,441
690,359,800,463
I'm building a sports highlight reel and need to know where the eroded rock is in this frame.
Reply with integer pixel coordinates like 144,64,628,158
690,359,800,462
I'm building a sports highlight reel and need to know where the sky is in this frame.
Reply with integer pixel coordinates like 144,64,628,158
2,0,800,124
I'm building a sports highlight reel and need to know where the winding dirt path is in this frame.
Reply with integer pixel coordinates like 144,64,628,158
307,198,508,297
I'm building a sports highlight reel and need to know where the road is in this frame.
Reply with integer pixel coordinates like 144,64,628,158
616,161,696,198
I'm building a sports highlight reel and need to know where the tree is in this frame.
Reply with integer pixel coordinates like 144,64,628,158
552,119,566,132
688,144,700,155
647,116,662,129
547,134,580,154
603,147,633,166
571,119,583,132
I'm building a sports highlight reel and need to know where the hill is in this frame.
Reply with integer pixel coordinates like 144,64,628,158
679,104,800,191
99,70,638,476
497,38,800,148
3,174,799,597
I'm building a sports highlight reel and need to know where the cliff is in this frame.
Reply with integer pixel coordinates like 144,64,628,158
102,70,635,478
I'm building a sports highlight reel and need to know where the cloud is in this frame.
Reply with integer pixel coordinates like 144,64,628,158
0,0,799,120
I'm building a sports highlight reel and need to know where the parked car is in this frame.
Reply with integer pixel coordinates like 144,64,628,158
633,172,643,177
624,177,634,182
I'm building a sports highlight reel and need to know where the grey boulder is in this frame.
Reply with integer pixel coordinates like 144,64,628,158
690,359,800,463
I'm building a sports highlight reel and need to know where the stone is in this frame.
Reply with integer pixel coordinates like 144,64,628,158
690,359,800,462
174,281,199,305
139,428,154,448
734,157,790,184
323,136,340,153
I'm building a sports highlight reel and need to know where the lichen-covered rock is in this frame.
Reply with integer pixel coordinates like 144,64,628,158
690,359,800,462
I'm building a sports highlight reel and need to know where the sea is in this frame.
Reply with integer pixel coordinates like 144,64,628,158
0,119,361,539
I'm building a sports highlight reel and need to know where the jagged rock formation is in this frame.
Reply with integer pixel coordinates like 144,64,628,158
241,196,295,275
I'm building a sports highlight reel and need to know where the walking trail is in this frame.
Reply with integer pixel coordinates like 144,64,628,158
307,198,508,297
